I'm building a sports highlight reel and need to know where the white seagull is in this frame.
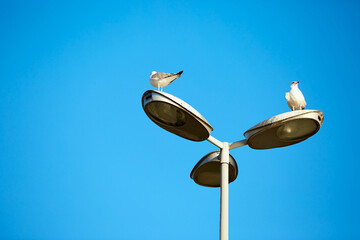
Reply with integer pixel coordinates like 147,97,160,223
149,70,183,91
285,81,307,111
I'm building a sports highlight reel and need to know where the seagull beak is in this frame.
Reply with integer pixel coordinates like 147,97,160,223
297,81,300,84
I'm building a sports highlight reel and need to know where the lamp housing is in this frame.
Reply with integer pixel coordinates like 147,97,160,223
190,151,238,187
142,90,213,141
244,110,324,149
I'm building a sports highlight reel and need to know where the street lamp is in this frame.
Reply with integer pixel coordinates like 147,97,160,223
142,90,324,240
244,110,324,149
142,90,213,141
190,150,238,187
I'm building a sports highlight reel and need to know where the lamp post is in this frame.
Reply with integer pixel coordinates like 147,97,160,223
142,90,324,240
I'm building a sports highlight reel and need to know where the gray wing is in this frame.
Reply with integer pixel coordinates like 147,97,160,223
152,72,175,79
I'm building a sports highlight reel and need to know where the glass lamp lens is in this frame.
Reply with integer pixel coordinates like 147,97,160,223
146,102,186,127
276,119,318,141
194,162,221,187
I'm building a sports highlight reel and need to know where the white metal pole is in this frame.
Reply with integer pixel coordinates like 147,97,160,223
220,142,229,240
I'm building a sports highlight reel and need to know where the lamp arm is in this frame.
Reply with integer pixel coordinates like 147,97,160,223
229,139,248,150
208,136,248,150
207,135,224,149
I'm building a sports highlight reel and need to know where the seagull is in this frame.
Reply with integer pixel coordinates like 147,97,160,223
149,70,183,91
285,81,307,111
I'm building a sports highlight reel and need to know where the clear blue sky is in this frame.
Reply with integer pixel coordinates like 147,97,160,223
1,1,359,239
